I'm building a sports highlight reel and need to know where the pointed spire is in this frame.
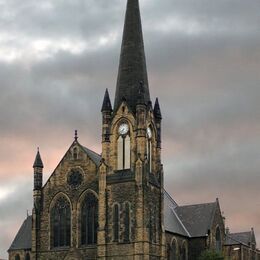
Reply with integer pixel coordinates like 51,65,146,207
154,98,162,119
33,148,44,168
114,0,150,112
101,89,112,112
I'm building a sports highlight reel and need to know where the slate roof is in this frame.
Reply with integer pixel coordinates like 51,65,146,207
175,201,217,237
225,231,255,246
8,216,32,251
81,146,101,166
164,191,190,237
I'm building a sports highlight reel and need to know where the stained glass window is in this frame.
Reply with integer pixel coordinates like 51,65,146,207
51,196,71,248
81,193,98,245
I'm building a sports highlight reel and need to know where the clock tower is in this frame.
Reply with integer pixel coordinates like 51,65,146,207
98,0,165,258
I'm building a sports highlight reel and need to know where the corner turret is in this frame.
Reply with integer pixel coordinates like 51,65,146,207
33,148,43,190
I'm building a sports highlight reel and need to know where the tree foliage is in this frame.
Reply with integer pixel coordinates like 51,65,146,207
198,249,224,260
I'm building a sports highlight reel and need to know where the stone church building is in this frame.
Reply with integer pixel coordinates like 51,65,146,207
8,0,259,259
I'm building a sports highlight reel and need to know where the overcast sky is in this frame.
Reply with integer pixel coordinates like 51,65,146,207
0,0,259,257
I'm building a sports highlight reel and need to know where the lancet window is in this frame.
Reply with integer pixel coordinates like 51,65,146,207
81,193,98,245
147,126,152,172
117,123,130,170
216,226,222,252
51,196,71,248
113,204,120,242
124,202,131,242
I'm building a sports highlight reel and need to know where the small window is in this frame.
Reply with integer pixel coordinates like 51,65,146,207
216,226,222,252
124,202,131,242
180,242,188,260
15,255,20,260
147,127,152,172
113,204,120,242
169,239,177,260
73,147,78,160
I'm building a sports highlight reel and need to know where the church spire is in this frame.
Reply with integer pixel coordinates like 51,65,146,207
114,0,150,113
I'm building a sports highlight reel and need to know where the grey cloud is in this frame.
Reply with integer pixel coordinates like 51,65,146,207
0,0,259,258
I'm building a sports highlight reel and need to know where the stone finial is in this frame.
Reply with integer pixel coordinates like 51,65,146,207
74,130,78,141
101,89,112,112
154,98,162,119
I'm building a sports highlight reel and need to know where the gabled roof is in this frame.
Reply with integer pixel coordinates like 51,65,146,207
175,201,217,237
225,231,255,246
8,216,32,251
164,191,190,237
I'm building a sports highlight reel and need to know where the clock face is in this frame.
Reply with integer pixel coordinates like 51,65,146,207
147,127,152,139
118,123,129,135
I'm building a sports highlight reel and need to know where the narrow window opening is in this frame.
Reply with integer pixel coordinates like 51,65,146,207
73,147,78,160
117,135,130,170
113,204,120,242
216,227,222,252
124,202,131,242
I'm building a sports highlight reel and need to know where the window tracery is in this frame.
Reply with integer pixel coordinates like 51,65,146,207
81,193,98,245
51,196,71,248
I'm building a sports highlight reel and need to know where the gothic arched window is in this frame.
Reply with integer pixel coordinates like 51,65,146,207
25,253,30,260
73,147,78,160
15,255,20,260
147,127,152,172
169,239,178,260
124,202,131,242
216,226,222,252
117,123,130,170
113,204,120,242
180,241,188,260
81,193,98,245
51,196,71,248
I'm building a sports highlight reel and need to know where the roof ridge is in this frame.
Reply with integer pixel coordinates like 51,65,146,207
171,208,191,237
230,231,252,235
226,233,250,247
178,201,216,208
163,189,178,207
